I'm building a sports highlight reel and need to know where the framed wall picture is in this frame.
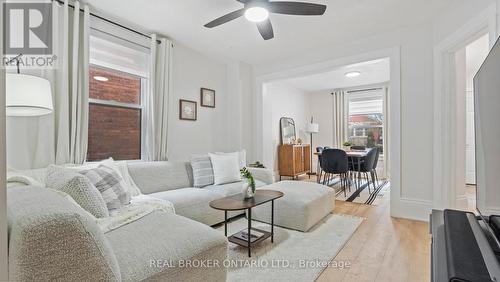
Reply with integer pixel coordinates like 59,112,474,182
179,99,197,121
200,88,216,108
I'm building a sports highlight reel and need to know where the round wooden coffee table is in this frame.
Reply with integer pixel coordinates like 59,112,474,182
209,189,284,257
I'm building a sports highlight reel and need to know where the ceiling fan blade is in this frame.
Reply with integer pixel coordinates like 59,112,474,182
204,9,245,28
236,0,249,3
257,19,274,40
267,2,327,15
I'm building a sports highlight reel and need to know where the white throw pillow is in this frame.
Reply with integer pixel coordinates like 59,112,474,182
214,150,247,169
209,152,241,185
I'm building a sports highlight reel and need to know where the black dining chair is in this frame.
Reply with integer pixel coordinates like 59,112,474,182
321,149,350,196
353,148,378,194
316,147,324,183
351,145,366,150
372,147,380,187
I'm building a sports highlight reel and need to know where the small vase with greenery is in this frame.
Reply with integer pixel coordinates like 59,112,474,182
240,167,256,199
343,141,352,150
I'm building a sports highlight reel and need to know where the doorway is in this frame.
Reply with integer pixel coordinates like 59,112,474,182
455,34,490,211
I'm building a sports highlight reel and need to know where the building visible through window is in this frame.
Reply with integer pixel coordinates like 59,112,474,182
87,66,142,161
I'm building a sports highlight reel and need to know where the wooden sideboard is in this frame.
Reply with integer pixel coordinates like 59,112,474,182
278,144,311,180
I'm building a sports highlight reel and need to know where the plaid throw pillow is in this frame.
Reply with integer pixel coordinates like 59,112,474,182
190,154,214,188
80,165,131,210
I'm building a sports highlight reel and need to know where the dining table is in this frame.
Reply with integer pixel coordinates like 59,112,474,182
314,149,369,189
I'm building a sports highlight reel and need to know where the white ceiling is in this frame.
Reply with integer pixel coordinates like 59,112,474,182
84,0,457,65
274,58,390,92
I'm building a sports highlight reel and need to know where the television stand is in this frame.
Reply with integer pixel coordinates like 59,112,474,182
430,209,500,282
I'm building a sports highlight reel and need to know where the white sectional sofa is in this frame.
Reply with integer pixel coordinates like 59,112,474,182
7,160,275,281
127,161,274,226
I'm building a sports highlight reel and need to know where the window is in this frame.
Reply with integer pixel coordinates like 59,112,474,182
347,90,384,155
87,65,142,161
87,34,149,161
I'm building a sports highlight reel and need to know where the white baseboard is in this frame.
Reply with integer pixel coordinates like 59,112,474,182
391,198,433,222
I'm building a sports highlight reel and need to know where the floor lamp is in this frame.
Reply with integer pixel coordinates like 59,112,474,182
306,117,319,177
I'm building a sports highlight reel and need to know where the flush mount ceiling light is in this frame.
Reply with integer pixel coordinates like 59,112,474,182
244,7,269,22
345,71,361,78
93,76,109,82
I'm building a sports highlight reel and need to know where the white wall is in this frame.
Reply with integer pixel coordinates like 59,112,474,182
168,45,254,162
167,43,228,161
262,81,311,173
309,91,333,171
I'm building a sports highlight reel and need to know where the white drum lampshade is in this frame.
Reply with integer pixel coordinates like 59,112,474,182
306,122,319,134
6,73,53,117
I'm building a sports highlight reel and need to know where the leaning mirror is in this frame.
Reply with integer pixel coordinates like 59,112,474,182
280,117,296,145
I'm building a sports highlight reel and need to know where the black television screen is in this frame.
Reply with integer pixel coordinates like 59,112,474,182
475,35,500,221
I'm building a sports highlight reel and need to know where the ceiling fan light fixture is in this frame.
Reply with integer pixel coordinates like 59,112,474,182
244,7,269,22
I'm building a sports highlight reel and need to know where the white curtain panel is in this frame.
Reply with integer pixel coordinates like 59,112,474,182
382,87,390,178
143,35,173,161
332,90,348,148
49,0,90,164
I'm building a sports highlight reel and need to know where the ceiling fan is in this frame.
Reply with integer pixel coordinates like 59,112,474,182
204,0,327,40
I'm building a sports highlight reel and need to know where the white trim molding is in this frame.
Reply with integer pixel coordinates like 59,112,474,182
252,47,418,220
433,4,497,210
0,1,8,278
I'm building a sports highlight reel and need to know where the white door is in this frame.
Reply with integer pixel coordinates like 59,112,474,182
466,90,476,184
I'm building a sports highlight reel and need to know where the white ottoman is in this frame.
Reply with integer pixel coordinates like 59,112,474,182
251,181,335,232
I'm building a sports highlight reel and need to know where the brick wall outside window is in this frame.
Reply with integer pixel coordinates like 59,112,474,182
87,66,142,161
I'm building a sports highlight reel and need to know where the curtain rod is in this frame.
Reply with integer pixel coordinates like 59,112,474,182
331,87,384,95
347,87,383,94
52,0,161,44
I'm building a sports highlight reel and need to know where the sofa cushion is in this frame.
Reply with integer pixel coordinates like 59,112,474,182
105,211,227,282
148,188,227,225
127,161,192,194
253,181,335,232
209,152,241,185
203,180,266,197
190,154,214,188
45,165,109,218
80,165,131,210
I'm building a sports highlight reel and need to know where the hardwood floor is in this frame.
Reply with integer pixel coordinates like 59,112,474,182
299,175,431,282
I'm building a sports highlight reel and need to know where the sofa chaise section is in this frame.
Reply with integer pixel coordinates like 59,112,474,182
106,211,227,281
7,186,228,281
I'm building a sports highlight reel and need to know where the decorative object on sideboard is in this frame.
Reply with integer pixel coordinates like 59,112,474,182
179,99,197,121
280,117,296,145
305,117,319,177
200,88,215,108
6,73,53,117
240,167,256,199
248,161,265,168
